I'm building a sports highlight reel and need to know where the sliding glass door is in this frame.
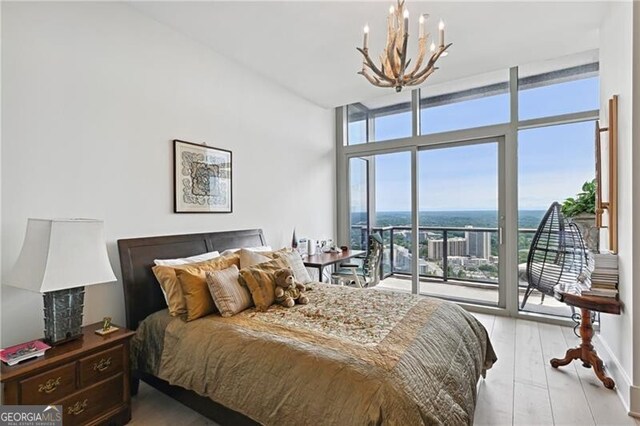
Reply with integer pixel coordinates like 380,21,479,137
417,139,504,306
353,138,505,305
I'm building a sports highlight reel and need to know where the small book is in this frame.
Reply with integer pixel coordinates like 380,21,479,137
582,288,619,299
1,340,51,366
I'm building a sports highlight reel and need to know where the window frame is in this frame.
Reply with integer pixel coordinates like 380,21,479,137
336,63,599,325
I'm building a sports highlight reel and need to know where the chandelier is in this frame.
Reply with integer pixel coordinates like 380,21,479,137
357,0,452,92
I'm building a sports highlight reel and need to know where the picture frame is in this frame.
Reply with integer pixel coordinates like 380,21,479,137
173,139,232,213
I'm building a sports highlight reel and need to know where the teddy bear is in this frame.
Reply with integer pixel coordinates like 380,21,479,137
273,268,309,308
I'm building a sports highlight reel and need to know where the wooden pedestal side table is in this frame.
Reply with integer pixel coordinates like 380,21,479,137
551,291,621,389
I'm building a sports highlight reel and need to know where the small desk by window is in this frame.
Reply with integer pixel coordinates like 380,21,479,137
303,250,365,282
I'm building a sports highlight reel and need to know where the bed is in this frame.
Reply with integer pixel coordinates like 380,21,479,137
118,229,496,426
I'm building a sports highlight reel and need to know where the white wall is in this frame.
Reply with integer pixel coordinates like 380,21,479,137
632,2,640,415
597,0,637,414
0,2,334,346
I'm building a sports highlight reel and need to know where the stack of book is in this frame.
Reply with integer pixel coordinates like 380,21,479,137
582,253,619,299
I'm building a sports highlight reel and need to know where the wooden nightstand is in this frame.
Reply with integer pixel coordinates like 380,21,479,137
1,322,135,426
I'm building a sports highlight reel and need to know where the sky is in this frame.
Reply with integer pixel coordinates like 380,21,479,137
349,76,599,212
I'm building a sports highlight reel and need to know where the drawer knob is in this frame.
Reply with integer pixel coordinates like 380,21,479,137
38,377,62,394
67,399,88,416
92,357,112,372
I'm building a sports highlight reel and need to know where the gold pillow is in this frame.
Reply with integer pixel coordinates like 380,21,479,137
239,257,289,311
152,254,240,317
176,269,215,321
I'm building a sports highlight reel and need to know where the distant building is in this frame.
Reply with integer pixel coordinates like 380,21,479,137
393,245,411,272
465,226,492,259
428,237,467,260
466,257,489,267
448,256,468,266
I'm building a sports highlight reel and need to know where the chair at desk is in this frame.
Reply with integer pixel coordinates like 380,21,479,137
332,234,383,288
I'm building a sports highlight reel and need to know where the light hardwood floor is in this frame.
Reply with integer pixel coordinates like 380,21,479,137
130,314,639,426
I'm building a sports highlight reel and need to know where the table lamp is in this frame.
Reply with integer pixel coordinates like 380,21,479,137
6,219,116,345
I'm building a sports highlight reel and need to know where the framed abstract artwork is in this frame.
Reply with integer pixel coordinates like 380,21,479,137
174,139,232,213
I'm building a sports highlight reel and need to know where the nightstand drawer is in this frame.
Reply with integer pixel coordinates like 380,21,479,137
60,373,123,426
79,345,123,387
20,362,76,404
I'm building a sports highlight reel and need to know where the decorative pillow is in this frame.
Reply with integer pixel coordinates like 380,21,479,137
152,254,240,317
239,257,289,311
175,269,214,321
153,251,220,266
271,249,312,283
238,248,271,269
220,245,272,257
206,265,253,317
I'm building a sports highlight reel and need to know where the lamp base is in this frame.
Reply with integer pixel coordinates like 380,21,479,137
43,287,85,346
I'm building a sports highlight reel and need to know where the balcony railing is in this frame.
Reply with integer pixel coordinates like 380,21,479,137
350,225,537,286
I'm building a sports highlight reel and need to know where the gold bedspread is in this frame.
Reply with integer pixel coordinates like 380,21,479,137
132,283,496,425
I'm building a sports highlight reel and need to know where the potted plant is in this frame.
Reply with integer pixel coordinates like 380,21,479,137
561,179,599,252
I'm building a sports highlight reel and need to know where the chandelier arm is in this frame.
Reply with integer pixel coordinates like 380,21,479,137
412,43,452,80
381,52,393,80
357,48,396,84
406,37,427,78
361,69,394,87
359,69,380,85
398,33,409,79
404,58,412,73
410,67,436,86
386,33,400,78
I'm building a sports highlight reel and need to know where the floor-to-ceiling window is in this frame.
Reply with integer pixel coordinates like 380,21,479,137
516,67,599,316
337,58,599,321
348,157,368,250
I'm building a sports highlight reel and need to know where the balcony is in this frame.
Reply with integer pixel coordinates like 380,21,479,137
351,225,573,318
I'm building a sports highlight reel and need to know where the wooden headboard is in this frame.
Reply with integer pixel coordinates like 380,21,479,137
117,229,266,331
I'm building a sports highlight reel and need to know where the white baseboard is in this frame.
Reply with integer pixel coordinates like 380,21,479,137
594,334,633,414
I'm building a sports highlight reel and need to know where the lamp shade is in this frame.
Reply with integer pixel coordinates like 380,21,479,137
6,218,117,293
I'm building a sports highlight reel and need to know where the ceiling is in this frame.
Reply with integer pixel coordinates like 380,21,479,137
129,1,607,109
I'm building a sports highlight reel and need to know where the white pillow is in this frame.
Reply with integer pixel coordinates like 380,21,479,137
238,249,271,269
280,250,313,284
153,251,220,266
220,246,272,257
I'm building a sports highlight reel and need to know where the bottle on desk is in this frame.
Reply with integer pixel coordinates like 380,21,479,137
307,239,317,256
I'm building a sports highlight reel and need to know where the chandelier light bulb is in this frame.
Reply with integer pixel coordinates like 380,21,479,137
419,15,425,24
363,24,369,49
389,5,394,14
438,19,445,30
430,42,436,52
403,9,409,34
